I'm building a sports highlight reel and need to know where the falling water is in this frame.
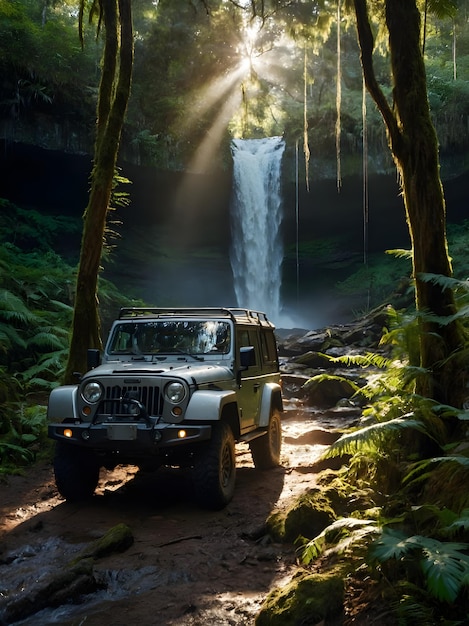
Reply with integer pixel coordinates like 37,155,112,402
230,136,286,323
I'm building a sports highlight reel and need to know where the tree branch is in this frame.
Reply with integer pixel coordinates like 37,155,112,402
353,0,403,159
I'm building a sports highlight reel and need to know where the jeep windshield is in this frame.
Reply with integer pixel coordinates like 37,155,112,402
107,320,232,357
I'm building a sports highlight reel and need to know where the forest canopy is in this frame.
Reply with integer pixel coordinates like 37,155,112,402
1,0,469,179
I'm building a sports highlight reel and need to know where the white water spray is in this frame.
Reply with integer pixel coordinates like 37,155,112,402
230,136,286,323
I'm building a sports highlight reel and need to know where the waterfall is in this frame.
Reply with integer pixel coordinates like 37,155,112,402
230,136,286,323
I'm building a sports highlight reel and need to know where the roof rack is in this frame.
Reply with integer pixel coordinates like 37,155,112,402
118,307,274,328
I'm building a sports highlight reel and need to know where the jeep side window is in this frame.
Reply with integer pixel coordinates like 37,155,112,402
109,325,133,353
260,330,278,368
237,329,258,367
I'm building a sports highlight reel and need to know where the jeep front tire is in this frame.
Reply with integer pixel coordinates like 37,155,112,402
53,442,100,501
250,410,282,469
193,422,236,510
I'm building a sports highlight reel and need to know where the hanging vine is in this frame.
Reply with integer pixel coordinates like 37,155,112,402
303,46,310,191
335,0,342,192
362,76,369,267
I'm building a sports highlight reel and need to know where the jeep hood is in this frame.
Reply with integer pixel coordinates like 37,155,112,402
83,361,234,384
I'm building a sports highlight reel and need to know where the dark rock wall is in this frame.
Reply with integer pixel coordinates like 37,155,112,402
1,140,468,328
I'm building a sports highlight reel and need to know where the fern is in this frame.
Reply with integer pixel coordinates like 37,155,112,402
394,596,435,625
0,289,38,325
303,372,361,393
299,517,379,565
323,415,429,458
321,351,391,369
403,455,469,487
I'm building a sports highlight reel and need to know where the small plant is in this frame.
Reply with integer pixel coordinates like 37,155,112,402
370,527,469,603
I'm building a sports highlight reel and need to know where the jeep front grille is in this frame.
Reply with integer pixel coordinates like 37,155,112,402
97,384,162,418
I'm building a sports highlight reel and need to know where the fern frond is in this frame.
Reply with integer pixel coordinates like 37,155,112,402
385,248,413,259
418,272,468,291
323,416,428,458
299,517,379,564
303,373,361,394
0,289,38,325
441,508,469,537
27,331,68,351
404,455,469,486
323,352,391,369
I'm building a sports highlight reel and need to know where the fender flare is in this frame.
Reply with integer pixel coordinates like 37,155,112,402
184,389,239,422
259,382,283,427
47,385,79,421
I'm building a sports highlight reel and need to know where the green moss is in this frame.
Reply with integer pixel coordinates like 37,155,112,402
70,523,134,564
255,568,344,626
266,509,286,542
267,491,336,543
283,491,336,543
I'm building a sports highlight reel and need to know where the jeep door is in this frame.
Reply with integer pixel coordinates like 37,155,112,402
236,327,263,431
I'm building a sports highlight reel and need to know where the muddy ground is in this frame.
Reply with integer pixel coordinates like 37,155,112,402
0,407,359,626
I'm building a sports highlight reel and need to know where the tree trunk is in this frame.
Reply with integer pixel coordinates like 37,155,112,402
63,0,133,383
353,0,467,406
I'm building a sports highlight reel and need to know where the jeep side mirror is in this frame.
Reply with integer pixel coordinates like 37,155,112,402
239,346,255,368
87,349,101,370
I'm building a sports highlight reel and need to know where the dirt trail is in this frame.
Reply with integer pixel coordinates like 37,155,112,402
0,412,346,625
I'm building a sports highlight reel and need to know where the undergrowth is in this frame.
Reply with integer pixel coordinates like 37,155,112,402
0,198,143,475
293,303,469,624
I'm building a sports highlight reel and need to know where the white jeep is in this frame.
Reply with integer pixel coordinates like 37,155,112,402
47,307,283,509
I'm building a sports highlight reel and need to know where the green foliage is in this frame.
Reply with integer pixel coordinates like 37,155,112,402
298,517,379,565
370,528,469,603
0,404,48,475
0,197,143,475
336,252,413,312
0,0,98,142
298,291,469,620
323,415,430,459
2,0,468,173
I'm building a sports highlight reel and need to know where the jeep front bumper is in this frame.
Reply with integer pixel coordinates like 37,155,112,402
48,421,212,451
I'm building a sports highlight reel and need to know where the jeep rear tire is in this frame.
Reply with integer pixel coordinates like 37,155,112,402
250,409,282,469
54,442,100,501
193,422,236,510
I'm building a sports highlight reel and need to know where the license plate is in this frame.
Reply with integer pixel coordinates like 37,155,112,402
107,424,137,440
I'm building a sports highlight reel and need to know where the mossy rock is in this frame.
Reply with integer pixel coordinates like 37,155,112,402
302,375,358,408
267,491,336,543
266,509,286,542
70,523,134,564
255,568,344,625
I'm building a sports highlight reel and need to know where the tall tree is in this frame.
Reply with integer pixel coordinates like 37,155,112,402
352,0,467,406
63,0,133,383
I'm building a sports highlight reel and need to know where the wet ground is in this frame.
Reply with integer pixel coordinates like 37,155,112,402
0,409,355,625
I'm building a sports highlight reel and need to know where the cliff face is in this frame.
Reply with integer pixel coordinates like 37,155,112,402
2,140,469,328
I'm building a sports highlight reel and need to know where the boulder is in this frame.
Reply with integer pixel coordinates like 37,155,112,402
302,374,359,408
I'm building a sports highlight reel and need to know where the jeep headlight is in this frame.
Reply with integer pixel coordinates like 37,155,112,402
82,381,103,403
165,381,186,403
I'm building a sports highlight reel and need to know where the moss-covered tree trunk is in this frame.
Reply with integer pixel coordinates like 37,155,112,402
353,0,466,406
63,0,133,383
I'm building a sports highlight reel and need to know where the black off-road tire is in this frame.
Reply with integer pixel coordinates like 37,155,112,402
192,422,236,510
53,442,100,501
250,410,282,470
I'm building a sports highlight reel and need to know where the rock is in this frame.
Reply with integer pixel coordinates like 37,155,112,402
266,490,336,543
302,375,359,408
0,559,97,624
277,304,392,357
0,524,134,625
278,330,343,356
70,522,134,564
255,567,344,626
292,350,334,369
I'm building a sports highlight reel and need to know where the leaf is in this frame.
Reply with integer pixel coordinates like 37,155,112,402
323,416,428,458
419,539,469,602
